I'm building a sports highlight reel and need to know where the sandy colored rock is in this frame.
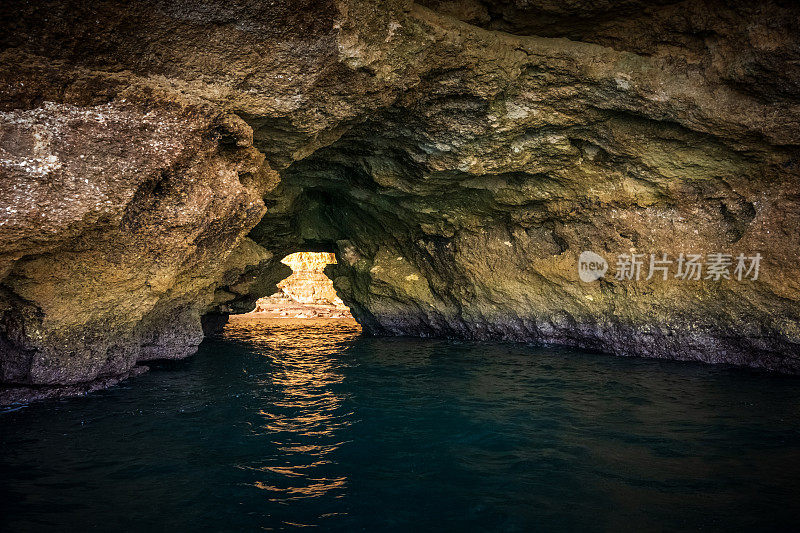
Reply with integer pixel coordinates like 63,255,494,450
277,252,346,308
1,0,800,402
246,252,351,320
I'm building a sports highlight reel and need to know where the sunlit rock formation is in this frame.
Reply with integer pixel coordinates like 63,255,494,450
248,252,352,318
1,0,799,401
277,252,347,308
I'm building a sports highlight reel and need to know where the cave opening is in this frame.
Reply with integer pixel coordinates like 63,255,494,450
241,251,355,322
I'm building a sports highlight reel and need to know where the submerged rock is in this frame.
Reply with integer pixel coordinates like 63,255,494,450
1,0,799,400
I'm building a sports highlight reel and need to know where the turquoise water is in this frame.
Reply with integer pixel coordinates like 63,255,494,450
2,319,800,532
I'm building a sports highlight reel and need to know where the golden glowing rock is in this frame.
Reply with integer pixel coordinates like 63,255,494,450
278,253,346,308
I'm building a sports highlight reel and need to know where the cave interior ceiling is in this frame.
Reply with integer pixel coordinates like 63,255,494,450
1,0,799,401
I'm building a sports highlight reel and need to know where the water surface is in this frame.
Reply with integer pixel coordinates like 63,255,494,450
2,319,800,531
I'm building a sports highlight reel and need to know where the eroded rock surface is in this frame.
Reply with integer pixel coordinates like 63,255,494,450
0,100,279,401
275,252,348,308
248,252,352,319
1,0,799,401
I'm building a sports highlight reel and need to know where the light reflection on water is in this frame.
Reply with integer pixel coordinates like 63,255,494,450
224,320,360,504
2,319,800,531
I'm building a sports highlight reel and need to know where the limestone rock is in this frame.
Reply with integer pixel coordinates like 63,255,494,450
0,100,272,394
1,0,799,401
277,252,346,308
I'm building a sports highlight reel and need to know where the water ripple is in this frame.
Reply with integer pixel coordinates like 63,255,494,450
2,320,800,531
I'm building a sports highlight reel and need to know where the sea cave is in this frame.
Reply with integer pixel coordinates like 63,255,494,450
1,0,800,530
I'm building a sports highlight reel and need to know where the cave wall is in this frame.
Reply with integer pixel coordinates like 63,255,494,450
1,0,799,401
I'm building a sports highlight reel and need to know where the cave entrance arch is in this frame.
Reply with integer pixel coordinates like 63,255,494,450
243,252,354,321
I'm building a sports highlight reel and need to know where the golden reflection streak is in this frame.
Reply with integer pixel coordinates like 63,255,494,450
224,319,361,502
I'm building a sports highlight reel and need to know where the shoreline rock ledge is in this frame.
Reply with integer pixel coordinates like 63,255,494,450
2,0,800,402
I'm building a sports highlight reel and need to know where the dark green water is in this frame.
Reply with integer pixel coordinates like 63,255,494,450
2,319,800,532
